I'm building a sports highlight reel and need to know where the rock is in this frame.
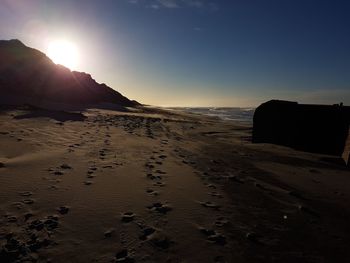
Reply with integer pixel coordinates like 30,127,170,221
253,100,350,158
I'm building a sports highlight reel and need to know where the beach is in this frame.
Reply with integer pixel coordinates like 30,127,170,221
1,106,350,263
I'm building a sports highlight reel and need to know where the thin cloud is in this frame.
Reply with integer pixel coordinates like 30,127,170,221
157,0,179,8
184,0,203,8
126,0,219,11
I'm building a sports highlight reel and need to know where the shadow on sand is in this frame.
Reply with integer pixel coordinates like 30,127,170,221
14,110,87,122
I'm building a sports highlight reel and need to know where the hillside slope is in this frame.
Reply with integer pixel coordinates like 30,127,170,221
0,39,137,108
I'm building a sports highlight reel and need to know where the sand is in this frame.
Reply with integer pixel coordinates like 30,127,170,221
0,106,349,263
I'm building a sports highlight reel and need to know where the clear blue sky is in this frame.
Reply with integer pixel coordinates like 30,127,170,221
1,0,350,106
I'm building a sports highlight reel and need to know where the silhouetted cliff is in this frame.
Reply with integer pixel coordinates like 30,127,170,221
253,100,350,161
0,39,137,108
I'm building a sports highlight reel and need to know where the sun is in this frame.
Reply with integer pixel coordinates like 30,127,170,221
47,40,79,70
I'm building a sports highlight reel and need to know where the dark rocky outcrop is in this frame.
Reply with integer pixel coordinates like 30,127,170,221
0,39,138,109
252,100,350,164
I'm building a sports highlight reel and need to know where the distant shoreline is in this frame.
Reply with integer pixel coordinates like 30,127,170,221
165,106,255,124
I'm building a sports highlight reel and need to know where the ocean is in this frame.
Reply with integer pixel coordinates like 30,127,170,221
169,107,255,124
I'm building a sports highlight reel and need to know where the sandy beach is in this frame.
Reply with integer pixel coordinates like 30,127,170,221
0,106,349,263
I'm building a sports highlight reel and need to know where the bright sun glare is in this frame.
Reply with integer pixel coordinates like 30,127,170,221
47,40,79,70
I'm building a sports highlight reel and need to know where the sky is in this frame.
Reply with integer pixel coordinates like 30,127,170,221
0,0,350,107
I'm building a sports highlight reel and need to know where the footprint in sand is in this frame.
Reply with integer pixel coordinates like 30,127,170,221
7,215,17,222
199,227,226,245
146,189,159,196
84,180,93,185
215,217,229,227
104,228,115,238
209,192,223,198
22,199,35,204
199,201,220,209
153,182,165,187
147,173,162,180
161,140,168,145
24,212,33,221
121,212,135,223
147,202,172,214
206,184,217,189
139,226,156,240
19,191,33,197
155,169,166,175
60,164,72,169
115,249,135,263
57,206,70,215
87,166,97,173
226,175,245,183
145,163,155,169
148,232,173,249
246,232,263,244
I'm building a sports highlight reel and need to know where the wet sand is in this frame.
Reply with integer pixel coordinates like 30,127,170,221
0,106,350,262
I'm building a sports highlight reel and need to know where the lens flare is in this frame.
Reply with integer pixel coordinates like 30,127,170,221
47,40,79,70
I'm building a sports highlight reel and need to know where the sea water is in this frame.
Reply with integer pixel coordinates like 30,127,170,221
170,107,255,124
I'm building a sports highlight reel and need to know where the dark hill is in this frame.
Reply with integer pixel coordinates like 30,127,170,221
0,39,137,109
